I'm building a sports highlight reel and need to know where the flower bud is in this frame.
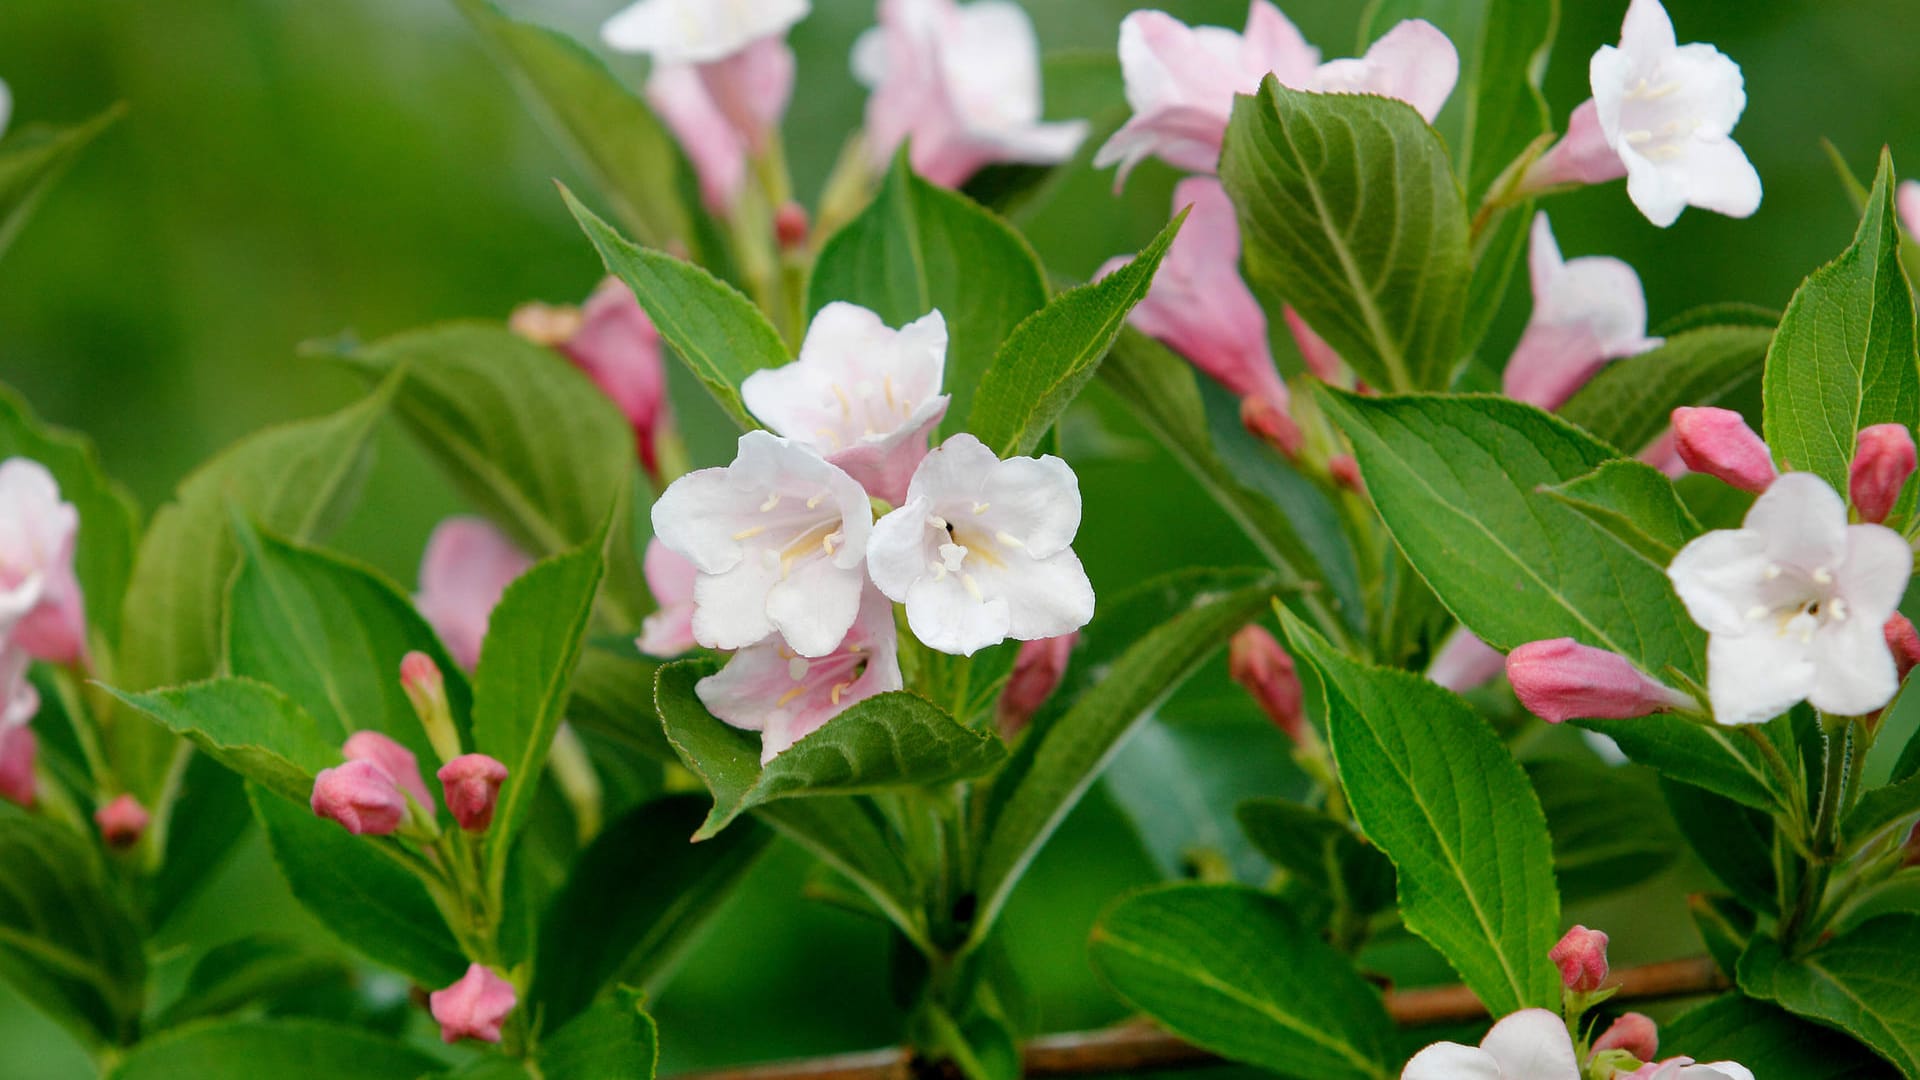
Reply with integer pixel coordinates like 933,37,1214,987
399,652,463,765
430,963,517,1044
1509,638,1696,724
1549,924,1610,993
94,794,149,850
775,201,810,251
1282,306,1344,384
0,724,36,808
343,730,434,812
437,753,509,833
1885,614,1920,682
1593,1012,1660,1063
1327,455,1363,494
1517,98,1629,194
997,633,1076,738
1850,424,1915,525
310,760,407,836
1671,407,1775,494
1240,394,1304,459
1229,626,1305,743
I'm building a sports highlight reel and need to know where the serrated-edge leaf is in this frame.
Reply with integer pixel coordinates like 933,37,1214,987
1544,458,1704,566
1739,914,1920,1075
103,1017,444,1080
105,677,338,807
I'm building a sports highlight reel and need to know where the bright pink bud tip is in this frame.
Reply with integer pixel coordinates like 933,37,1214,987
94,794,149,850
775,201,809,251
998,633,1076,737
1549,924,1610,993
310,760,407,836
1670,407,1776,494
1507,638,1693,724
1229,626,1306,743
1328,455,1363,494
1282,307,1344,384
437,753,509,833
1594,1012,1660,1063
400,650,444,703
1885,614,1920,682
430,963,516,1044
1850,424,1916,525
0,724,35,808
343,730,434,812
1240,395,1303,459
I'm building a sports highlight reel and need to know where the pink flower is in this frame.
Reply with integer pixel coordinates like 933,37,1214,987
0,722,36,809
559,279,673,479
853,0,1087,188
647,62,752,213
1670,407,1774,494
343,730,434,812
1548,924,1610,992
1228,625,1305,743
1850,424,1915,526
1282,306,1343,384
1622,1059,1755,1080
998,632,1075,737
1309,19,1458,123
415,517,535,671
0,458,89,665
310,759,408,836
1594,1012,1660,1064
1507,639,1695,724
437,753,508,833
1503,213,1661,410
94,794,150,850
430,963,517,1044
1,646,38,729
1425,629,1506,693
695,584,902,763
1901,180,1920,241
637,538,700,658
1520,98,1630,193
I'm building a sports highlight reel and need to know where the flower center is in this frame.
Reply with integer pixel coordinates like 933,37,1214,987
776,643,871,709
813,373,922,450
1746,562,1846,642
922,503,1027,602
1618,76,1700,163
731,491,845,576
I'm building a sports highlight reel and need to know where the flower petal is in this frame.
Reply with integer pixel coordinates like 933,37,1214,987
1478,1008,1582,1080
985,547,1096,642
690,557,780,652
1680,137,1762,219
1839,524,1913,625
1668,528,1771,635
869,496,938,602
1748,473,1848,572
1401,1042,1504,1080
904,573,1011,656
1619,0,1677,58
1809,612,1899,718
1706,626,1815,725
765,555,864,658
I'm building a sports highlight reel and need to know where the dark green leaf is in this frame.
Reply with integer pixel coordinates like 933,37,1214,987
157,936,351,1028
1544,459,1704,566
105,1018,443,1080
1842,773,1920,855
108,679,338,807
1663,994,1885,1080
0,816,145,1047
540,988,659,1080
1529,760,1680,902
569,643,673,763
1236,798,1396,914
0,105,121,260
1662,777,1779,914
1740,914,1920,1074
1560,325,1773,455
1583,715,1780,814
146,754,252,930
1688,895,1757,979
1462,199,1533,361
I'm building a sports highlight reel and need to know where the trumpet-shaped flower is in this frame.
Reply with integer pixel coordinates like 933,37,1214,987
565,279,673,478
653,431,873,658
853,0,1088,187
637,538,700,658
1503,213,1661,409
741,304,950,505
415,517,534,671
1589,0,1760,227
1402,1008,1580,1080
868,434,1094,656
647,63,750,212
1668,473,1912,725
1,647,37,730
602,0,807,65
697,584,902,763
0,458,88,665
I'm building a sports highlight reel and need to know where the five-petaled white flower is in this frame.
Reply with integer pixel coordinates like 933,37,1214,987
1590,0,1761,227
1668,473,1912,726
742,303,950,506
868,433,1094,657
1402,1008,1581,1080
601,0,809,65
653,431,874,658
1503,212,1662,410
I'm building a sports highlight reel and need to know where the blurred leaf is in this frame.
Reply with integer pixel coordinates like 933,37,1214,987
1842,772,1920,855
0,104,121,261
533,794,770,1028
1560,325,1773,455
540,988,659,1080
0,815,145,1047
1740,914,1920,1074
104,1018,442,1080
146,752,253,930
1661,776,1780,915
1544,459,1703,566
1285,614,1561,1015
1653,303,1782,336
1462,198,1532,361
1581,715,1781,815
1527,760,1680,902
569,643,673,762
156,936,350,1029
1236,798,1396,915
969,210,1182,457
1221,79,1468,391
1763,149,1919,494
1689,895,1758,980
108,678,336,807
1089,883,1395,1080
808,151,1049,430
1663,994,1885,1079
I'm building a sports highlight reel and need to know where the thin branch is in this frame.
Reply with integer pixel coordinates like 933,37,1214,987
666,957,1726,1080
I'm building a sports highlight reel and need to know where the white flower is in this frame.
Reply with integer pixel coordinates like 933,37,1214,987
602,0,809,65
1402,1008,1580,1080
1590,0,1760,227
653,431,873,658
1668,473,1912,725
741,303,950,505
1624,1060,1756,1080
1502,212,1662,409
0,458,87,665
868,433,1093,656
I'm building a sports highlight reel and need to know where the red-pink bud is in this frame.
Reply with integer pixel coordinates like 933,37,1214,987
775,201,810,251
1282,306,1344,384
1229,626,1305,743
1671,407,1775,494
1240,395,1303,459
310,760,407,836
437,753,508,833
998,633,1076,737
1506,638,1694,724
400,651,462,765
1850,424,1916,524
1549,924,1610,993
343,730,434,812
1328,455,1363,494
0,724,35,808
94,794,149,850
1886,614,1920,682
430,963,517,1044
1594,1012,1659,1063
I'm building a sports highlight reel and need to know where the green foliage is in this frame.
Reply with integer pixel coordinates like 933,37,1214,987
104,1018,443,1080
539,989,660,1080
1528,759,1680,903
155,936,350,1029
1560,325,1774,455
108,679,337,807
1663,994,1885,1079
0,104,121,261
0,816,146,1048
1545,459,1703,566
1663,777,1779,913
1740,914,1920,1074
1235,798,1396,915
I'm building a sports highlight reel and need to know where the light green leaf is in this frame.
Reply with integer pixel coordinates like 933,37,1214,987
107,678,338,807
540,988,660,1080
1284,613,1561,1015
1662,994,1885,1080
1089,883,1395,1080
1462,197,1534,361
1763,149,1919,494
569,643,673,763
1527,759,1680,903
1740,914,1920,1075
1544,459,1703,566
969,210,1183,457
0,105,121,260
1560,324,1773,455
105,1018,443,1080
1221,79,1469,391
0,816,146,1048
1689,896,1757,979
156,936,350,1029
1235,798,1396,915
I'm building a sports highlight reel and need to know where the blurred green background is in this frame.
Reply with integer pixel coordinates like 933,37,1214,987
2,0,1917,1076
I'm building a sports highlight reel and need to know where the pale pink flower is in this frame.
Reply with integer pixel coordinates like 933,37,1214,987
1622,1060,1754,1080
1520,99,1630,193
1506,639,1695,724
94,794,150,850
1670,407,1774,494
437,753,508,832
1310,19,1457,123
637,538,700,658
605,0,801,164
602,0,807,65
1402,1008,1580,1080
343,730,434,813
1425,629,1506,693
561,279,672,478
0,458,88,665
415,517,534,672
1503,213,1660,410
310,760,408,836
647,63,750,212
1849,424,1915,525
430,963,517,1044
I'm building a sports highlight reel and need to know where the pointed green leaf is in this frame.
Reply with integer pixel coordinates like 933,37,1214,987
1662,994,1884,1080
107,678,338,807
1662,778,1777,912
0,816,146,1047
1236,798,1396,914
0,104,121,260
1842,772,1920,856
1545,459,1704,566
1560,324,1773,456
1528,759,1680,903
105,1018,443,1080
1740,914,1920,1075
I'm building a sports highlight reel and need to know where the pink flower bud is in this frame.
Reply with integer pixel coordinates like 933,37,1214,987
1549,924,1610,993
0,724,36,808
94,794,149,850
430,963,517,1045
400,651,462,765
775,201,809,251
0,459,89,666
1229,626,1305,743
310,760,407,836
343,730,434,812
1240,394,1304,459
998,633,1076,737
437,754,508,833
1885,614,1920,682
1671,407,1775,494
1507,638,1695,724
1282,306,1344,384
1327,455,1363,494
1594,1012,1660,1063
1518,98,1629,194
1850,424,1915,525
563,279,673,481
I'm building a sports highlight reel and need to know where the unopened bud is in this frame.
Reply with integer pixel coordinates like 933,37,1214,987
1593,1012,1659,1063
94,794,150,850
1549,924,1610,993
430,963,517,1044
1671,407,1775,494
1886,615,1920,682
1327,455,1363,494
1507,638,1694,724
400,652,463,765
1229,626,1305,743
344,730,434,812
437,753,509,833
1281,306,1343,383
775,201,810,251
998,633,1076,738
310,760,407,836
1240,395,1303,459
0,724,36,808
1850,424,1915,524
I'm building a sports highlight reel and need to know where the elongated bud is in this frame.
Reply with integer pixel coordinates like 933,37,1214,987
1508,638,1695,724
1240,395,1303,459
437,753,509,833
1229,626,1305,743
343,730,434,812
0,724,35,808
998,633,1076,738
1886,614,1920,682
775,201,810,251
310,760,407,836
1282,306,1343,383
430,963,517,1044
400,652,463,765
1517,98,1628,194
1671,407,1775,494
1850,424,1915,524
1327,455,1363,494
1593,1012,1659,1063
94,794,149,850
1549,924,1610,993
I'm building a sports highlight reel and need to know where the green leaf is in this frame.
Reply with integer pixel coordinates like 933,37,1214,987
1089,883,1395,1080
1663,994,1885,1080
0,816,146,1047
1221,79,1469,391
1235,798,1396,915
533,794,770,1027
1762,149,1920,495
105,1018,444,1080
540,988,660,1080
1527,759,1680,902
569,644,673,763
565,187,788,429
1544,459,1703,566
808,152,1048,430
146,752,254,931
1841,772,1920,855
156,936,351,1028
1462,198,1534,361
1740,914,1920,1074
1688,896,1757,980
1284,613,1561,1015
655,661,1005,841
107,678,338,807
968,211,1183,457
0,105,121,260
1560,324,1773,455
1581,715,1780,814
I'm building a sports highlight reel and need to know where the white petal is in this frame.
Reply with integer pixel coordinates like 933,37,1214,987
694,640,792,733
1527,212,1564,305
765,556,864,658
1624,150,1688,228
1478,1008,1582,1080
690,558,780,651
1619,0,1677,58
1809,613,1899,718
1667,43,1747,136
984,547,1096,642
1668,528,1771,635
906,433,999,505
1838,524,1913,625
652,466,754,575
850,25,887,87
1707,628,1815,725
1550,255,1654,358
1240,1,1320,86
904,573,1011,656
1401,1042,1503,1080
1588,46,1632,145
602,0,809,64
868,497,937,602
1749,473,1848,572
1681,138,1762,219
981,454,1083,557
